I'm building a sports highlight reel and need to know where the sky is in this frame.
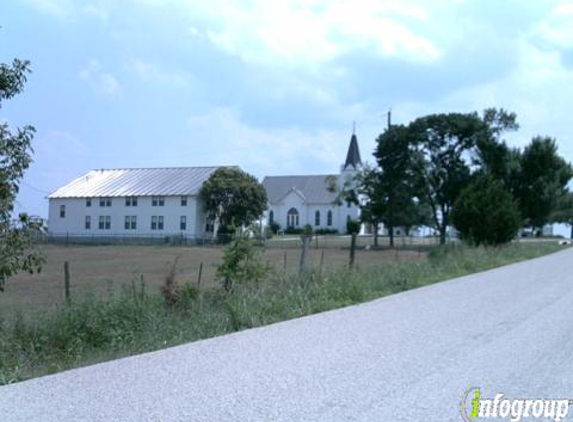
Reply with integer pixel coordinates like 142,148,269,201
2,0,573,226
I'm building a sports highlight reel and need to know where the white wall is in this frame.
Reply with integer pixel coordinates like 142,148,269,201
48,195,205,237
267,190,360,233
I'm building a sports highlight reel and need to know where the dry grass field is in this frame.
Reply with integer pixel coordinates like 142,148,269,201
1,242,424,314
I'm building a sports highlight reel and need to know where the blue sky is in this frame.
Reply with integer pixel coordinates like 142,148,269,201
3,0,573,223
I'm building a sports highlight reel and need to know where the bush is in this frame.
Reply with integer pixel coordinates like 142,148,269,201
314,228,339,235
216,236,270,292
285,227,304,235
302,224,314,236
346,219,361,235
216,224,235,244
270,222,280,234
451,176,522,246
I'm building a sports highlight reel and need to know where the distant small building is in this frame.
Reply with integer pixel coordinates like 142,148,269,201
262,133,362,234
47,167,231,241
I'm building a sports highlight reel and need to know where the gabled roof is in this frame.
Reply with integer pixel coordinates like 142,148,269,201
344,133,362,170
48,167,235,198
263,175,338,205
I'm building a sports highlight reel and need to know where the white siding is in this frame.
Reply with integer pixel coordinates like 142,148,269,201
267,189,360,233
48,195,205,237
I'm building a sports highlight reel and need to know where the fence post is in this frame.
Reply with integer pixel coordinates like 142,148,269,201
197,262,203,286
283,251,287,273
319,249,325,276
349,233,357,268
64,261,71,305
299,235,311,273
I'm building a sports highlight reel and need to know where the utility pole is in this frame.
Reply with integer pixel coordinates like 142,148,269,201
387,108,392,130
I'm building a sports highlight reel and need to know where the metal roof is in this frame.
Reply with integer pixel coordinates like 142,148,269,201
48,167,235,198
263,175,339,205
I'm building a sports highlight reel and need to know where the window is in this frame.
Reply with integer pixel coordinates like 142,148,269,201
327,210,333,227
99,197,112,207
347,201,351,208
99,216,111,230
180,216,187,231
205,220,214,232
125,216,137,230
269,210,274,225
151,216,164,230
125,197,138,207
181,196,188,206
85,216,91,230
287,207,299,227
59,205,66,218
86,198,91,207
152,196,165,207
315,210,320,226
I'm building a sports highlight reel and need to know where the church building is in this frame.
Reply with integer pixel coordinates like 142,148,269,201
262,133,362,234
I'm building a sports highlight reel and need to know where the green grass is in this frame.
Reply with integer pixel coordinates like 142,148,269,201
0,241,566,385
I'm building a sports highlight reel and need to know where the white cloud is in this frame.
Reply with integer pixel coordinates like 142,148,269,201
23,0,73,18
395,36,573,161
78,59,121,96
186,107,354,177
127,0,441,68
536,3,573,49
203,0,440,67
130,60,194,88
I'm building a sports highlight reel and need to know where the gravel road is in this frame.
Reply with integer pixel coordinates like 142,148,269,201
2,248,573,421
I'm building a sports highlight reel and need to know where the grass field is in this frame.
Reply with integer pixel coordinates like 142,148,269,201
0,240,567,384
2,241,423,313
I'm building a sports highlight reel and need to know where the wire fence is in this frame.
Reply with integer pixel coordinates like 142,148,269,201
37,231,448,250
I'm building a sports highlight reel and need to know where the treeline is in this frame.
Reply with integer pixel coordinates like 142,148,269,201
356,109,573,246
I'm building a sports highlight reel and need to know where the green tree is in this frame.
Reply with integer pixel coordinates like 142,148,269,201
475,108,519,184
356,166,383,246
410,112,484,244
199,167,267,238
451,176,521,246
514,137,572,230
0,58,44,291
372,124,426,247
551,191,573,239
216,236,269,292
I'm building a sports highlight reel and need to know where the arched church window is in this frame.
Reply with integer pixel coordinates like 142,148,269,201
327,210,333,227
315,210,320,226
269,210,274,225
287,208,299,227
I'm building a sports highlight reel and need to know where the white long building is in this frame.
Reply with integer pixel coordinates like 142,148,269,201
47,167,228,241
48,133,364,241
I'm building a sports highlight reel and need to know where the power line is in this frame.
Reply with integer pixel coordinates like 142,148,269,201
21,181,50,195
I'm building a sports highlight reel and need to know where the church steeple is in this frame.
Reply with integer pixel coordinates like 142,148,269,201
343,130,362,170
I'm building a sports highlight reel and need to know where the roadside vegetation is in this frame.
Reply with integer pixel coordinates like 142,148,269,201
0,240,565,385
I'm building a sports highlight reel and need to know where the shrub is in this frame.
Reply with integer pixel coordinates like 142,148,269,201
346,219,361,235
302,224,314,236
285,227,304,235
160,257,181,305
270,222,281,234
216,224,235,244
216,236,270,292
314,228,339,235
451,176,522,246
